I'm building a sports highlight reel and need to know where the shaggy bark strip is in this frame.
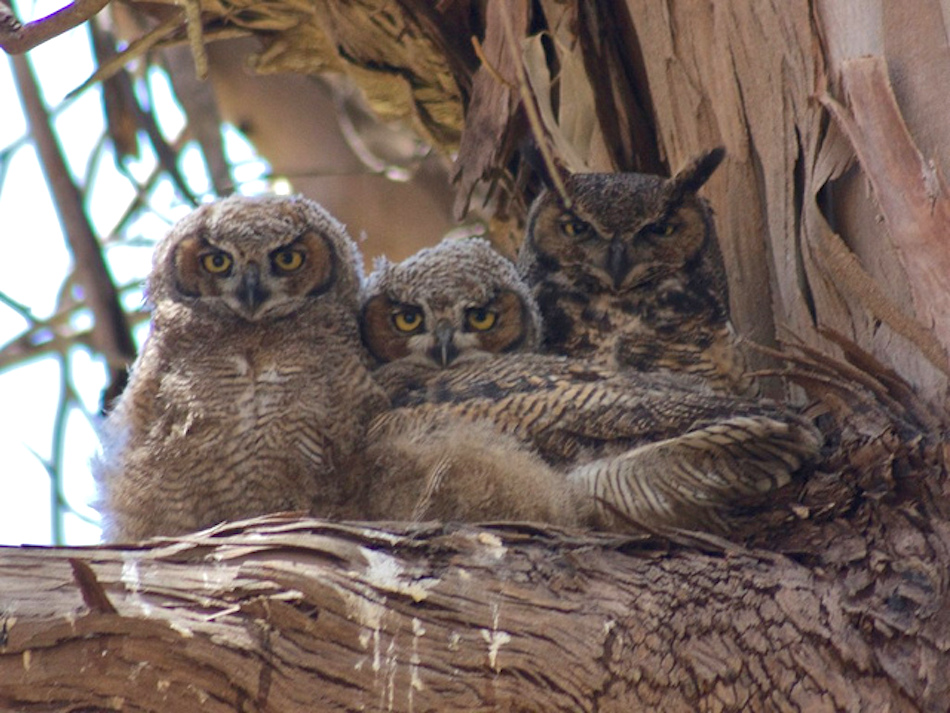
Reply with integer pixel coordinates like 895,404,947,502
0,516,927,712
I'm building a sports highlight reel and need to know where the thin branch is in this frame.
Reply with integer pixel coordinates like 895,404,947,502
0,301,149,372
0,0,109,54
49,351,70,544
9,51,137,395
0,290,36,322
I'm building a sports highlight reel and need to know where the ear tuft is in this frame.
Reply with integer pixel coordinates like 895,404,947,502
668,146,726,199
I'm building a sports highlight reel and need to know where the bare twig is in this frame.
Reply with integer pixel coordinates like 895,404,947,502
0,299,149,371
10,52,137,402
0,0,109,54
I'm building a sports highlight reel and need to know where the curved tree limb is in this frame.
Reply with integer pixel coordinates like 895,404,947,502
0,0,108,54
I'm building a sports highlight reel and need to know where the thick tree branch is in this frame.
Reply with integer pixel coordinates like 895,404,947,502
0,515,931,712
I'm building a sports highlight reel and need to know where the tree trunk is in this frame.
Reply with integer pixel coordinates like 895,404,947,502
0,513,944,712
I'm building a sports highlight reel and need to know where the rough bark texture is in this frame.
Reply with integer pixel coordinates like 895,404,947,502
0,514,944,712
3,0,950,710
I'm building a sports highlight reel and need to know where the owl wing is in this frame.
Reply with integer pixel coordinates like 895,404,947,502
374,354,818,463
370,354,822,531
567,414,822,533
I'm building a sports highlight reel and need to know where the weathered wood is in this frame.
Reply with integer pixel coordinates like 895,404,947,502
0,514,941,712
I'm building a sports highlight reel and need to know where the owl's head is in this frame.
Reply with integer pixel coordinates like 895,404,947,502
150,194,363,323
361,237,541,367
520,147,726,295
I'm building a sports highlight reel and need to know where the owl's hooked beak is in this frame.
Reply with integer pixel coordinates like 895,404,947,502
606,236,632,290
237,264,269,316
428,320,459,367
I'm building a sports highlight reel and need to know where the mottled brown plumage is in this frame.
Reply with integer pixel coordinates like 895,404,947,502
96,194,389,541
361,239,820,533
519,147,756,395
361,237,540,368
358,238,580,525
372,355,820,531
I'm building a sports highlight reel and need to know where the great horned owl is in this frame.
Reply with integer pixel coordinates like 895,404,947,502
518,147,756,395
95,194,389,541
361,237,540,367
362,240,821,534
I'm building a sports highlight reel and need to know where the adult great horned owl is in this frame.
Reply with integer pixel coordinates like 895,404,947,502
96,194,389,541
361,237,540,368
519,147,756,395
362,239,821,534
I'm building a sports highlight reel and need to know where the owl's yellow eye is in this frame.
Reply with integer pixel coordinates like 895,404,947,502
466,307,497,331
271,247,306,273
646,222,676,237
201,251,233,275
392,308,424,333
559,217,591,239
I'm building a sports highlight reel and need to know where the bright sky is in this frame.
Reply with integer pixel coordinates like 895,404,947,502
0,1,271,545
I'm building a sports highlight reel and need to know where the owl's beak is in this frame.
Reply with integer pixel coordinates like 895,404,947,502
237,264,269,315
429,320,459,367
606,237,631,290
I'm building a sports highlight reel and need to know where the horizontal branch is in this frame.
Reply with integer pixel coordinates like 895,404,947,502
0,515,927,711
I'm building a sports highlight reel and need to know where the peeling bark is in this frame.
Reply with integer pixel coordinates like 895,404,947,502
87,0,950,412
0,514,944,712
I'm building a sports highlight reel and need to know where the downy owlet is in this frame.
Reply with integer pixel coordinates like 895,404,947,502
362,238,820,533
96,194,389,540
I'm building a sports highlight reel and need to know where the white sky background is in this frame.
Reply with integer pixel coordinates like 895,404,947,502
0,1,271,545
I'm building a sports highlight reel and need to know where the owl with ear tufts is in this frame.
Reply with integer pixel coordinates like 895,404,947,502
95,194,390,541
519,147,757,395
361,237,541,368
362,238,822,535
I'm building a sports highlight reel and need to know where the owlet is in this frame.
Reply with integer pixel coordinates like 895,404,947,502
95,195,389,541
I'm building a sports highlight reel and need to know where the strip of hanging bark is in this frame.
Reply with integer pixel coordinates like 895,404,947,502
575,3,661,173
502,9,572,208
821,57,950,366
178,0,207,79
0,0,108,53
89,19,141,160
807,215,950,382
0,515,935,711
451,0,527,219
